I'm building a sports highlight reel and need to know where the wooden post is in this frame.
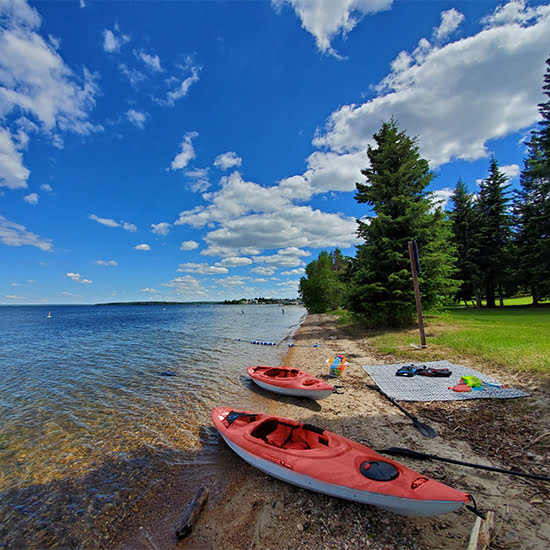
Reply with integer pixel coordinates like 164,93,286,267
408,241,426,348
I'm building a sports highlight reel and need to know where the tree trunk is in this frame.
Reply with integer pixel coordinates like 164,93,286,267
498,284,504,308
485,280,496,308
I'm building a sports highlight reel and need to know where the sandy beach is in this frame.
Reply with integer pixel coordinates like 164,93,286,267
121,313,550,550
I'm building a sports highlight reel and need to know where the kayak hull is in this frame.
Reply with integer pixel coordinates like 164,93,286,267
212,407,471,517
247,366,333,401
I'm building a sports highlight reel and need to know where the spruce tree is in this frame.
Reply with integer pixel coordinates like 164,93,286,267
348,119,458,326
448,179,481,306
473,158,511,308
514,55,550,302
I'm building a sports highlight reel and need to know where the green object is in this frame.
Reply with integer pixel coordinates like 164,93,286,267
461,375,482,387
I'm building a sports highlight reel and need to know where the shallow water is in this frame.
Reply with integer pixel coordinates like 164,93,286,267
0,304,306,547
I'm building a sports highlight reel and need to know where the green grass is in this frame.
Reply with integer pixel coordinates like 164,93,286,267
333,304,550,374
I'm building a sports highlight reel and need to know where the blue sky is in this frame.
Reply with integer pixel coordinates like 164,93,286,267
1,0,549,304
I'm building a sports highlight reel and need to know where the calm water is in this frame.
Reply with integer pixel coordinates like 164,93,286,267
0,304,306,547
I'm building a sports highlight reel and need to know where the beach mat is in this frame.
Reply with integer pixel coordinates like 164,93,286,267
362,360,529,402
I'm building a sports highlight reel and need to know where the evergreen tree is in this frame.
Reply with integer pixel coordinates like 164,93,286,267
299,250,348,313
473,157,511,308
448,179,481,305
514,55,550,303
348,119,458,326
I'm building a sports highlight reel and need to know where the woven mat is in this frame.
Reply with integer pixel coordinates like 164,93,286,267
361,360,529,402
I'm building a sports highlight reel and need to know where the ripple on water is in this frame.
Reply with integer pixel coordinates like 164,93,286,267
0,304,305,546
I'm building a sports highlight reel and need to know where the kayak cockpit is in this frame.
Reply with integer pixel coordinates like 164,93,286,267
260,367,300,378
250,418,329,451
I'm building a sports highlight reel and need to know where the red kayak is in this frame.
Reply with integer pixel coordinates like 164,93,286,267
247,366,334,400
212,407,473,516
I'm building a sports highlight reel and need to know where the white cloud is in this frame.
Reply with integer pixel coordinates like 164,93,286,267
174,171,360,257
90,214,137,231
66,272,92,284
185,167,210,192
23,192,38,204
0,1,101,191
95,259,118,266
140,287,156,293
122,221,137,232
151,222,171,236
312,2,550,168
281,268,306,276
0,128,30,189
0,214,52,250
217,256,253,267
4,294,23,300
134,243,151,251
119,63,146,86
431,187,454,209
126,109,147,129
136,49,162,71
177,262,228,275
40,183,53,192
434,9,464,41
103,26,130,53
180,240,199,251
272,0,392,57
162,275,206,296
251,265,277,276
170,132,198,171
164,66,200,106
501,163,521,179
214,151,242,170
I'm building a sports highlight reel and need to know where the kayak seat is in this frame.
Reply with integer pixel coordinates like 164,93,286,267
251,420,317,450
263,368,299,378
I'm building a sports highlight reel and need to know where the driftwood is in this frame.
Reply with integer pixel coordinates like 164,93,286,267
467,510,495,550
175,486,209,540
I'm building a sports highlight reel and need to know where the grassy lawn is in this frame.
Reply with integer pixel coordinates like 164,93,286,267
333,303,550,374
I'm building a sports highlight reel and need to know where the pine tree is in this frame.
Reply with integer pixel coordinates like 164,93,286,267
473,158,511,308
348,119,458,326
448,179,481,306
514,55,550,302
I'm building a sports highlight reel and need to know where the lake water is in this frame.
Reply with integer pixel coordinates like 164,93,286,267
0,303,306,547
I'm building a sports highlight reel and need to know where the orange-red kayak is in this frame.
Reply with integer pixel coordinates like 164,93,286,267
247,366,334,400
212,407,472,516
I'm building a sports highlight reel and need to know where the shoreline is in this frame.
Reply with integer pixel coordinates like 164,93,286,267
122,313,549,549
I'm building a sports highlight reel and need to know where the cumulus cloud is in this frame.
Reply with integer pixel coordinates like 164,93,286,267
170,132,198,171
0,214,52,250
185,167,210,192
23,192,38,204
501,163,521,179
95,259,118,266
434,8,464,41
177,262,228,275
162,275,207,296
140,287,156,293
312,2,550,168
134,243,151,251
0,1,101,191
126,109,147,129
174,171,360,257
217,256,253,267
40,183,53,192
151,222,171,236
214,151,242,170
272,0,393,57
180,240,199,251
89,214,137,231
103,26,130,53
66,272,92,284
135,49,162,71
